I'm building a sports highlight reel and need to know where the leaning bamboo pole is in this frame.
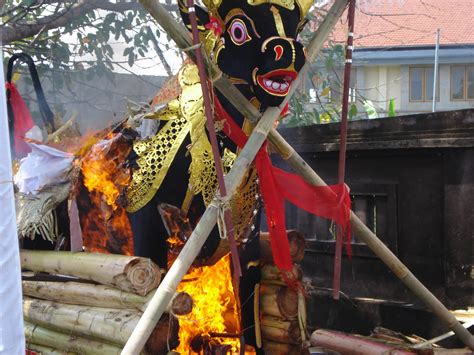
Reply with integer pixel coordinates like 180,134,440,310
138,0,474,349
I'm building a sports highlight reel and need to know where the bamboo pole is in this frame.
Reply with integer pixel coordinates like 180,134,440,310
310,329,415,355
24,321,122,355
26,343,75,355
22,281,193,314
138,0,474,349
122,109,281,353
20,250,162,295
24,297,143,345
23,297,179,352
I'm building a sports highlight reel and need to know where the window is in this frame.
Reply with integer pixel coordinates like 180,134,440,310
409,67,438,102
451,66,474,101
288,183,398,257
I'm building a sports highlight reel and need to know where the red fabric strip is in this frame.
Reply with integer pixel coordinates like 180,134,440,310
214,97,352,275
6,82,34,157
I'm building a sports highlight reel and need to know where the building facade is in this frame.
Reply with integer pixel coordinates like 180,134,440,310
311,0,474,118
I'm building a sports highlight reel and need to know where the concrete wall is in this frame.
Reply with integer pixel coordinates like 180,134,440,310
16,70,166,133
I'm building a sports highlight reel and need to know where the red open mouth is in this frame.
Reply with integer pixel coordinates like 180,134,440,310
256,69,297,96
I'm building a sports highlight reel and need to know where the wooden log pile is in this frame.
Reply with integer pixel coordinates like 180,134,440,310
258,230,308,354
21,250,193,354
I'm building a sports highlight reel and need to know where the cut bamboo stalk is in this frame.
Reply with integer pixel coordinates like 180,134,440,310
23,297,179,352
261,263,303,284
25,343,74,355
263,341,305,355
260,230,305,263
261,316,301,345
20,250,162,295
24,321,122,355
310,329,415,355
22,281,193,315
121,106,281,354
138,0,473,351
260,284,298,319
24,297,142,345
23,280,146,310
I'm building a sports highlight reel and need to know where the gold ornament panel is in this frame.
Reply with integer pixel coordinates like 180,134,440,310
126,63,259,242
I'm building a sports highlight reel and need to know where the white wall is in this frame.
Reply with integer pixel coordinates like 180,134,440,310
356,64,473,117
398,64,473,115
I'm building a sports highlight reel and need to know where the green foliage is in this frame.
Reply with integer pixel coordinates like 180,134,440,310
363,100,379,119
388,97,397,117
2,0,175,114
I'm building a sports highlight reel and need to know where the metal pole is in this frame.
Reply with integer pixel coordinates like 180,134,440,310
432,29,440,112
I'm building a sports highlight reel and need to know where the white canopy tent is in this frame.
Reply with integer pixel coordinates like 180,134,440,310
0,46,25,354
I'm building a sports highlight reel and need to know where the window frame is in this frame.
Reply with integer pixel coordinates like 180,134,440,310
409,66,439,103
301,183,399,258
450,65,474,101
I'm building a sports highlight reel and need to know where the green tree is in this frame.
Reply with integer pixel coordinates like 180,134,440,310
1,1,178,89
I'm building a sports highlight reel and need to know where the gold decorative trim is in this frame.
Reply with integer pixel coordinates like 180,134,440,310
248,0,295,11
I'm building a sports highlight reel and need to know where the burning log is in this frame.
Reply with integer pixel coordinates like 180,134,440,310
22,281,193,315
260,284,298,319
23,297,179,352
261,316,302,344
24,321,122,355
263,341,307,355
20,250,162,295
261,263,303,284
167,290,194,315
260,230,306,263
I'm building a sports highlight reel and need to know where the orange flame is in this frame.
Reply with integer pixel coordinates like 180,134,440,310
176,254,242,353
80,133,134,255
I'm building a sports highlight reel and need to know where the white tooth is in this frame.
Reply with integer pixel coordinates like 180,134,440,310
264,79,272,87
272,82,280,90
281,83,289,90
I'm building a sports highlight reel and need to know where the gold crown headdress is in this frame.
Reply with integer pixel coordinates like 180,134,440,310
202,0,313,20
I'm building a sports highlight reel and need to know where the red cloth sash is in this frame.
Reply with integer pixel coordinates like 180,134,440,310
6,82,34,157
214,97,352,278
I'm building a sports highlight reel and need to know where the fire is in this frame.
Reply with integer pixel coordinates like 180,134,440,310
176,254,242,353
79,132,134,255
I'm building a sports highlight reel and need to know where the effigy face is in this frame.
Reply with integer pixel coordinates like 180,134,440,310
181,0,312,107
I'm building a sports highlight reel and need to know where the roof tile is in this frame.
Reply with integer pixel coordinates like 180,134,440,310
329,0,474,48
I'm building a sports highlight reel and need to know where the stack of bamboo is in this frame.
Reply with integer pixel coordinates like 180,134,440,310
20,250,193,354
258,230,308,355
